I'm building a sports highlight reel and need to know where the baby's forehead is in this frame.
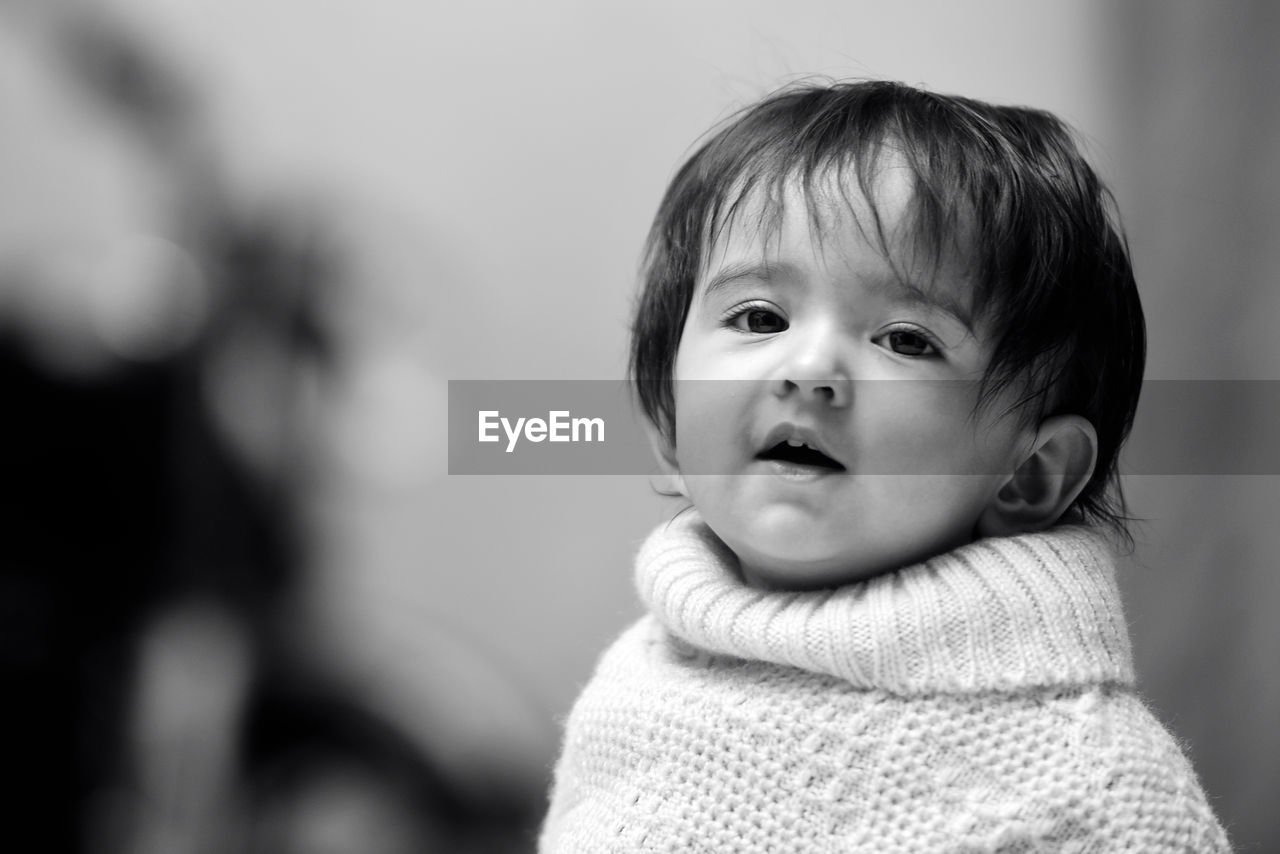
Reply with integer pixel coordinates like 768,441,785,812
699,166,984,321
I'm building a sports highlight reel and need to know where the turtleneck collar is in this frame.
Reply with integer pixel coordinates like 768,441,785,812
635,512,1134,695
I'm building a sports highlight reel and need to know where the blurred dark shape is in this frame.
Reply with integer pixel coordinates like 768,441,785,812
0,7,540,853
58,7,196,139
242,666,534,854
3,340,178,854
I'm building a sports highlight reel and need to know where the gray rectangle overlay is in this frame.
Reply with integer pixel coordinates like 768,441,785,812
447,380,1280,475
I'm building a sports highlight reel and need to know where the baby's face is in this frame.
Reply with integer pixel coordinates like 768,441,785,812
669,170,1033,589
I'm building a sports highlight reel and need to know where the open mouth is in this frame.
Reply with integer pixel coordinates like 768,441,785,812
756,439,846,472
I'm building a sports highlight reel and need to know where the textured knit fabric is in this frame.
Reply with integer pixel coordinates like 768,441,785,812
540,513,1231,853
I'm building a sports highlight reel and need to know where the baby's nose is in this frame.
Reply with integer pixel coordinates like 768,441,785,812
770,323,853,406
777,376,851,407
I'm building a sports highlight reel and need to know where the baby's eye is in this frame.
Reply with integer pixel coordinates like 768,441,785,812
881,328,939,358
726,305,789,334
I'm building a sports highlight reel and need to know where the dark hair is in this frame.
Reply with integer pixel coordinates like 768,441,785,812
629,80,1145,534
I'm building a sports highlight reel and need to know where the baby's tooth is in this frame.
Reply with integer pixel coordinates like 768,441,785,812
787,438,804,447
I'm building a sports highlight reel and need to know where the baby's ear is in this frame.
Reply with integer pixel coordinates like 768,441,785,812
644,418,688,498
978,415,1097,537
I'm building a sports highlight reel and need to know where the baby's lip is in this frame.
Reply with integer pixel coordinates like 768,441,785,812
755,422,846,471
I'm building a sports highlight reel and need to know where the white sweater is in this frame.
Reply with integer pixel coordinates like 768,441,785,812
540,513,1230,853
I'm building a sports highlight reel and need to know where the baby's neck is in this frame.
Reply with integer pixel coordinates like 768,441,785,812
732,536,977,592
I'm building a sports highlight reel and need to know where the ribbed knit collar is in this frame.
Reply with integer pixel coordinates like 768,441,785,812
635,512,1135,695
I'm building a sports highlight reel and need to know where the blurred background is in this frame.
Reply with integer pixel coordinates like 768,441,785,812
1,0,1275,851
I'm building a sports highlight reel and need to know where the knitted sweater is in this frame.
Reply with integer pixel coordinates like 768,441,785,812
540,514,1230,853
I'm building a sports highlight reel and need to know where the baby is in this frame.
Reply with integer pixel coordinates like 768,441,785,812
541,81,1229,852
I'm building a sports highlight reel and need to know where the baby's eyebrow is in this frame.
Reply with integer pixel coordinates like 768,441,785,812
701,261,801,297
873,275,977,334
